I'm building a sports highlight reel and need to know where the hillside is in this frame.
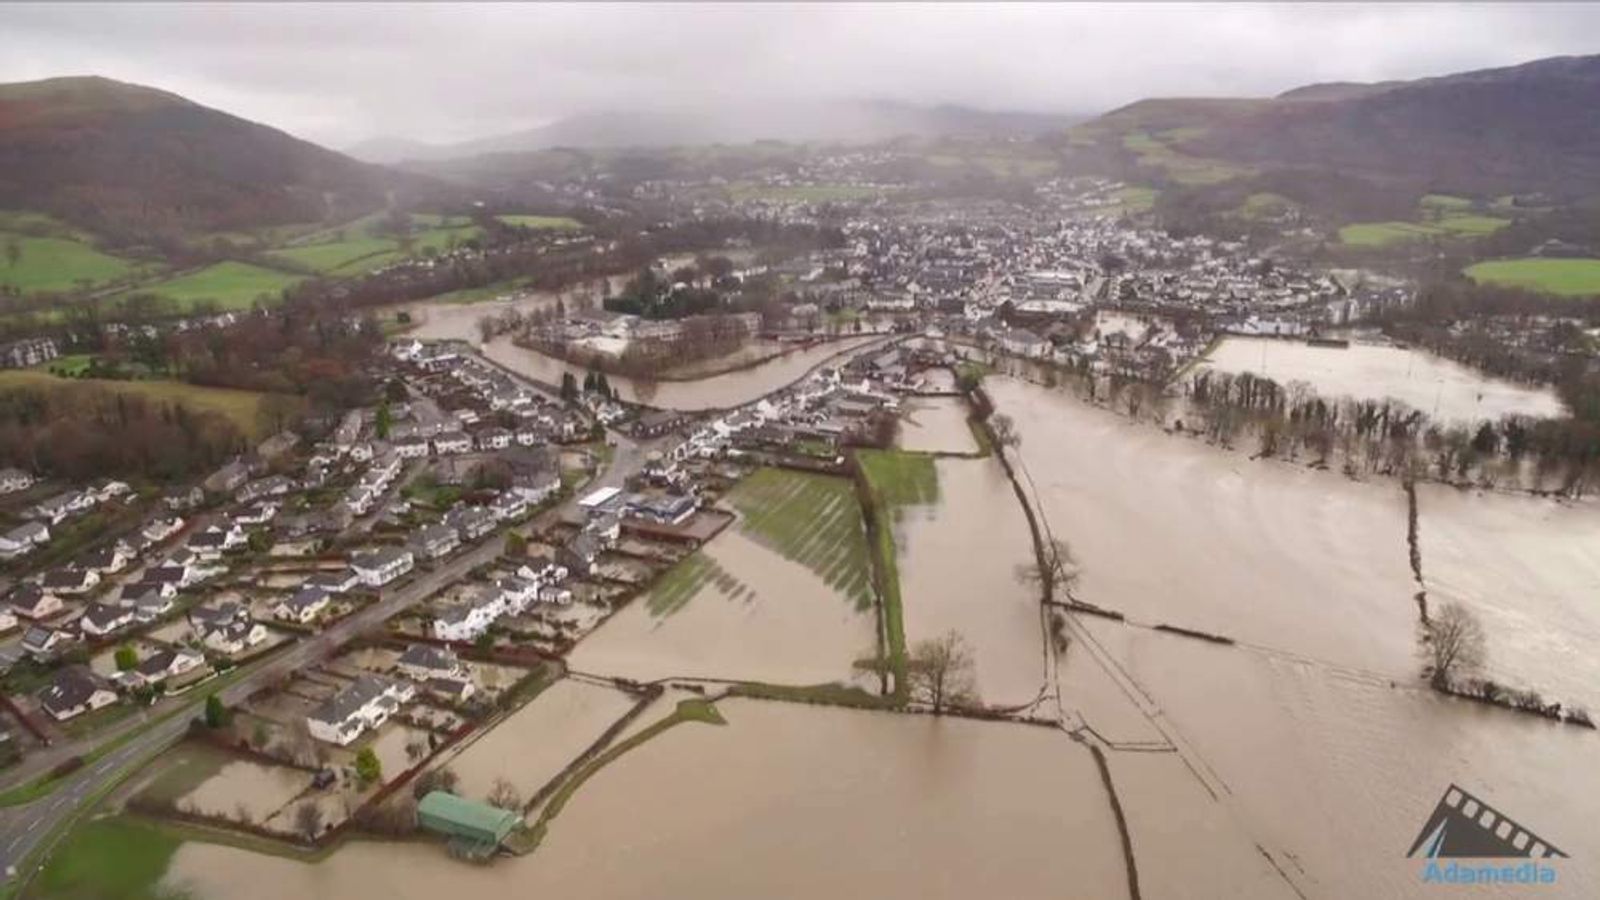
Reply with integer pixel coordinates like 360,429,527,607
1070,54,1600,205
0,76,438,238
349,99,1076,164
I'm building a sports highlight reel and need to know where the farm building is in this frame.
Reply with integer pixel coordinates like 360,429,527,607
417,791,520,858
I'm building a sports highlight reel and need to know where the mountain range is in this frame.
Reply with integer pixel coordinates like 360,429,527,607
346,99,1077,164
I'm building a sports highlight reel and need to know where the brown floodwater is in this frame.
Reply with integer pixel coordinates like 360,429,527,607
178,761,314,825
441,678,637,805
896,397,979,455
164,699,1129,900
568,530,877,686
1087,622,1599,899
894,458,1046,708
482,334,888,410
988,377,1419,676
1199,336,1565,424
1415,484,1600,714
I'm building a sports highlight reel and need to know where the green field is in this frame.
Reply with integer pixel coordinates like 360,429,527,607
0,232,146,293
1338,221,1444,246
1464,258,1600,297
267,213,483,276
1120,130,1250,185
725,468,875,610
1433,214,1509,236
0,369,291,437
1109,185,1158,213
1238,192,1296,220
1420,193,1474,211
856,449,939,508
497,214,583,230
125,261,305,311
30,815,184,900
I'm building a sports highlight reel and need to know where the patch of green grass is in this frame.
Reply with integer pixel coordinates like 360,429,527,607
1420,193,1473,210
856,449,938,508
122,261,305,311
1434,213,1509,236
0,370,290,439
1120,131,1249,185
1337,221,1443,246
0,232,147,293
130,742,232,809
29,815,185,900
35,353,94,375
266,236,397,273
644,554,728,616
1237,192,1296,219
497,215,583,230
1109,186,1158,212
1464,258,1600,297
725,468,874,610
728,681,895,709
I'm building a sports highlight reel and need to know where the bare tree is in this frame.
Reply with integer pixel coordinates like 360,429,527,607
293,802,324,841
1420,601,1487,688
487,776,523,812
1016,537,1080,597
907,630,978,714
989,413,1020,449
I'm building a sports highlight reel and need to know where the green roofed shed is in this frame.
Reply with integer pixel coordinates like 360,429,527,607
418,790,520,855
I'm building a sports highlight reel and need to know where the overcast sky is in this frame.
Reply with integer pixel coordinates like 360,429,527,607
2,2,1597,148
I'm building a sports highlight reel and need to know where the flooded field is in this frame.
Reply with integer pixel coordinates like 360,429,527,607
1084,622,1599,899
165,699,1130,900
894,458,1045,707
989,377,1418,675
178,760,313,825
1415,485,1600,714
896,397,979,455
443,678,638,805
1198,336,1565,423
483,334,887,410
569,530,876,686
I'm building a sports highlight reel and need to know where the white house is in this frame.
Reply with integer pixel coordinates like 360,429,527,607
0,467,35,494
9,585,63,620
396,644,465,682
351,547,414,588
132,648,205,687
42,568,99,597
432,431,472,455
306,675,415,745
0,521,49,560
78,603,135,638
409,523,459,561
39,668,117,721
189,603,268,655
274,587,331,625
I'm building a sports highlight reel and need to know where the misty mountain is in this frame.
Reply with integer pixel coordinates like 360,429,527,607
348,100,1077,164
1086,54,1600,200
0,76,441,237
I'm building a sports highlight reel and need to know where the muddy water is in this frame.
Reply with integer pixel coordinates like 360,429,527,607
165,699,1129,900
178,761,312,824
1416,485,1600,714
895,458,1045,707
444,678,637,805
568,530,877,685
896,397,978,455
482,334,887,410
989,377,1418,675
1200,336,1565,423
1085,623,1599,899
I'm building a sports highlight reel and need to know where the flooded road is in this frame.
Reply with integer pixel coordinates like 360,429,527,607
1199,336,1565,424
165,699,1130,900
895,458,1046,707
569,530,877,686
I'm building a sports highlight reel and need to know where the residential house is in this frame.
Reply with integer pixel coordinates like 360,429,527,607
410,523,460,561
21,624,68,658
306,569,360,595
81,542,133,575
476,427,512,451
237,475,294,505
89,480,132,503
624,492,696,526
78,603,135,638
204,460,251,495
232,501,279,527
432,431,472,455
489,492,527,523
164,486,204,512
38,668,116,722
559,533,602,576
0,468,35,494
0,521,50,560
445,506,496,542
9,585,63,620
131,647,205,688
189,603,268,655
274,587,331,625
585,513,621,546
141,516,185,544
306,675,415,746
494,576,537,613
42,568,99,597
188,524,246,559
397,644,465,682
431,593,500,643
31,491,92,525
394,435,430,459
351,547,414,588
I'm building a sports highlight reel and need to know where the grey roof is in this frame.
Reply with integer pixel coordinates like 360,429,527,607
39,667,105,714
398,644,458,673
353,546,411,570
309,675,399,726
81,603,130,631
